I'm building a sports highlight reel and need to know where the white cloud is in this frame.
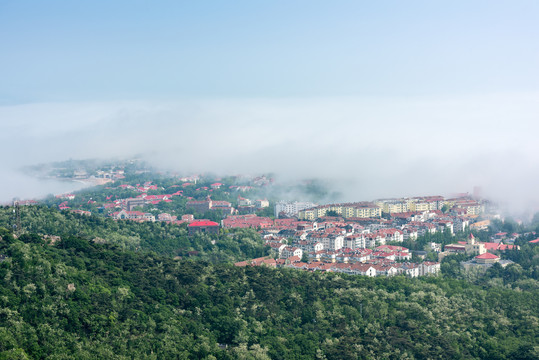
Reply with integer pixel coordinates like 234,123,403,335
1,93,538,214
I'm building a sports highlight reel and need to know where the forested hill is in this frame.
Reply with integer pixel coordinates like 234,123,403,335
0,206,267,262
0,228,538,359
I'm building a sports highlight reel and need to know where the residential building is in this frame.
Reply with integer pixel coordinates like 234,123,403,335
188,220,220,235
275,201,317,218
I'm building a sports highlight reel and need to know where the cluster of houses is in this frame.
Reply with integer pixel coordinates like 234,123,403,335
186,196,269,216
50,175,270,226
224,213,441,277
230,195,514,277
272,196,489,246
437,233,519,271
244,219,442,277
235,253,440,278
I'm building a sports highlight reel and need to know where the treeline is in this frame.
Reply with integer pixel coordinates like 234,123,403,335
0,206,268,262
0,229,537,359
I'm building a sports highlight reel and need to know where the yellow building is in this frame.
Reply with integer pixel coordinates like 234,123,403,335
385,202,408,213
409,201,430,212
442,200,456,209
355,206,381,218
298,202,381,220
342,206,356,218
375,199,408,214
299,209,317,221
470,219,490,230
463,204,484,215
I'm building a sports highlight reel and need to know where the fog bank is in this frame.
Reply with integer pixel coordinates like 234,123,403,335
1,94,538,213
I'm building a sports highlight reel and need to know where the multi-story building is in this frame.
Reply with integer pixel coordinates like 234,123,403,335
322,235,344,251
298,202,381,220
188,220,220,235
344,234,367,249
186,199,212,214
255,199,270,208
211,201,234,215
112,210,155,222
375,199,409,214
237,196,252,207
275,201,317,218
187,197,234,215
280,246,303,259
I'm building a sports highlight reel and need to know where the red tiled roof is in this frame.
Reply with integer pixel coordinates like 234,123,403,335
188,220,219,227
475,252,499,260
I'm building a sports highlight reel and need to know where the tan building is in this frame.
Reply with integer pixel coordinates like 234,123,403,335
464,234,486,255
461,252,514,271
299,202,380,220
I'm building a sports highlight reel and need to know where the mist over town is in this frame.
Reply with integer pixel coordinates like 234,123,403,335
1,1,538,359
2,94,539,218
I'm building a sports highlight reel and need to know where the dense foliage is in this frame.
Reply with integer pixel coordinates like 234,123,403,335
1,202,539,359
0,206,267,263
0,227,538,359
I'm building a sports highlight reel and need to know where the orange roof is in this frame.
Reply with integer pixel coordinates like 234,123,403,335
189,220,219,227
475,252,499,260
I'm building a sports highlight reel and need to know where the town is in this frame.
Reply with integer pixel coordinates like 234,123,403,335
12,161,532,280
232,196,520,277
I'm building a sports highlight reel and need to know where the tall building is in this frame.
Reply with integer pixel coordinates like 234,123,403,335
274,201,317,218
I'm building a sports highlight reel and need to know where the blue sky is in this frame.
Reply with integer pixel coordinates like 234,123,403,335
1,1,538,213
1,1,538,102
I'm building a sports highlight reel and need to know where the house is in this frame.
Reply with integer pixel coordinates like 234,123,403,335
222,215,273,229
444,234,486,256
211,183,223,189
255,199,269,208
186,198,212,213
234,257,276,268
436,220,454,234
420,261,441,276
296,240,323,254
461,252,514,271
469,219,490,230
429,242,442,252
482,242,519,252
275,200,318,218
188,220,220,235
402,227,419,240
158,213,177,222
237,196,252,207
187,197,234,215
182,214,195,222
474,252,500,264
372,264,399,277
112,210,155,222
375,245,409,253
350,263,376,277
280,246,303,259
267,242,287,257
71,209,91,216
210,201,234,215
345,234,367,249
396,263,421,277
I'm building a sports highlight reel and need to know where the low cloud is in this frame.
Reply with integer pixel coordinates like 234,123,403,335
1,93,538,215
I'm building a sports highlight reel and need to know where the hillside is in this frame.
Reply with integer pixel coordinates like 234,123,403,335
0,206,268,263
0,227,538,359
